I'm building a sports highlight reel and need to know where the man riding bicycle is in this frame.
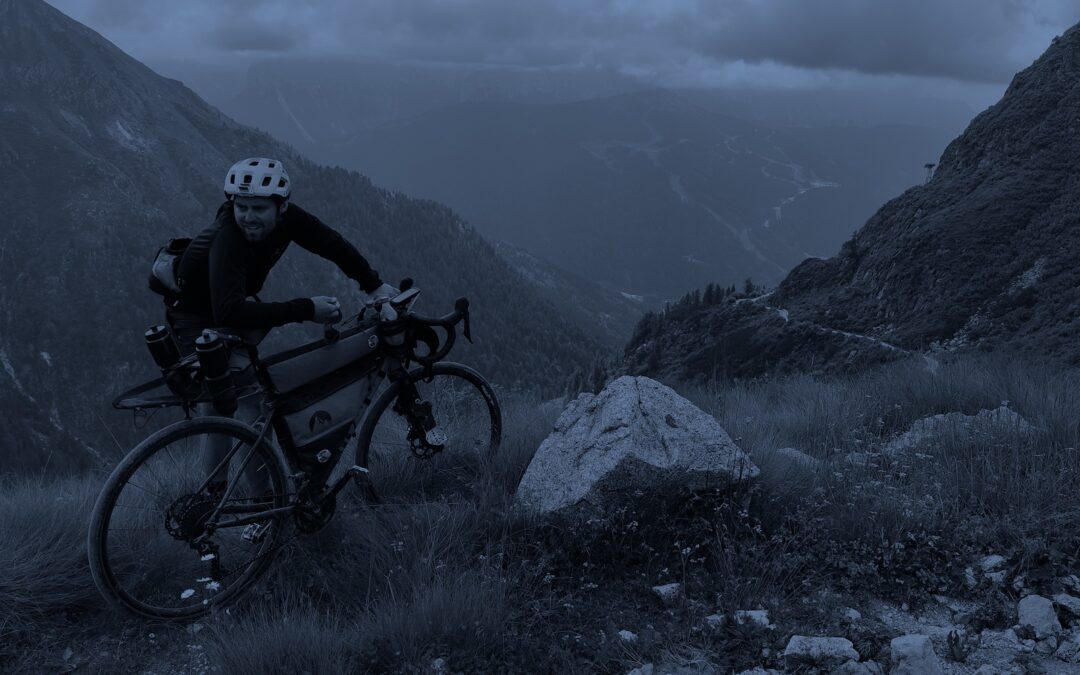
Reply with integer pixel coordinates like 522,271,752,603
163,157,397,492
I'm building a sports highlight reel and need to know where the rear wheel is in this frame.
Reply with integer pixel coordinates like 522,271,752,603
356,362,501,504
87,417,290,620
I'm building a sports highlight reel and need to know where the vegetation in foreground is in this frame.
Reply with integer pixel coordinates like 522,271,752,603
3,351,1080,673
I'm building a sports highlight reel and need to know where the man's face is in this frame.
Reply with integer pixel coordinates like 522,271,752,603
232,196,284,242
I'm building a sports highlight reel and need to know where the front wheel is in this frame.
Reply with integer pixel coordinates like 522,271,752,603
356,362,501,504
87,417,290,620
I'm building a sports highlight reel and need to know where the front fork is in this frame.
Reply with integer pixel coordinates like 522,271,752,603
385,359,444,456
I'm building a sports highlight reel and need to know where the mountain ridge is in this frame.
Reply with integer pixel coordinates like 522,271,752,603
623,22,1080,380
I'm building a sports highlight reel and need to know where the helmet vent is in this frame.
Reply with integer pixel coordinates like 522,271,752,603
278,178,287,188
229,174,235,184
242,174,253,184
268,162,276,168
261,176,272,187
248,160,259,166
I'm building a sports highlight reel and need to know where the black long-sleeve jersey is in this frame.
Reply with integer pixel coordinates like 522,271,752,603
175,201,383,328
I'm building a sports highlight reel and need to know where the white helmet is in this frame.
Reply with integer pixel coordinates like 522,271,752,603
223,157,290,199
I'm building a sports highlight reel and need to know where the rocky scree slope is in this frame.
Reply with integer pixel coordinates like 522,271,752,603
625,22,1080,381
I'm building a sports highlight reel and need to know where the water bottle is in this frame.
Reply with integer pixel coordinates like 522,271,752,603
144,325,181,370
195,331,237,415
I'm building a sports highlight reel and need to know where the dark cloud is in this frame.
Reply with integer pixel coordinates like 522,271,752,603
46,0,1076,83
690,0,1073,83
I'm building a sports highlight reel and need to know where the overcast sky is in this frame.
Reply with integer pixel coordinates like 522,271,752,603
49,0,1077,93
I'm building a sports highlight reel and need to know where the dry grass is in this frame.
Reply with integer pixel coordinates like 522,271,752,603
8,351,1080,672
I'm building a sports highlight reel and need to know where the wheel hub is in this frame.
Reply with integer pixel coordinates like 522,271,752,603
165,493,217,541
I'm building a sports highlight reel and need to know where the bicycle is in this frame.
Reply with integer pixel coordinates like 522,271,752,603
87,285,502,620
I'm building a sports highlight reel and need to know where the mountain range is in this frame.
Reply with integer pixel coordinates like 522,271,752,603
172,57,963,301
0,0,607,472
623,22,1080,381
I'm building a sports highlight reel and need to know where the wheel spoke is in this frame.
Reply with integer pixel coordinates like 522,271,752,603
89,419,290,619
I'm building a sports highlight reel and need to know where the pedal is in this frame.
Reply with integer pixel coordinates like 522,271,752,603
242,521,272,544
323,465,368,501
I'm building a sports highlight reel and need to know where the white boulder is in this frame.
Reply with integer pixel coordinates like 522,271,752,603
883,406,1034,455
889,634,943,675
515,376,758,515
1018,595,1062,639
651,583,681,605
782,636,858,669
1054,593,1080,619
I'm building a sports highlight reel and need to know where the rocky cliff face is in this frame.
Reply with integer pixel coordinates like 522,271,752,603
0,0,603,470
625,22,1080,381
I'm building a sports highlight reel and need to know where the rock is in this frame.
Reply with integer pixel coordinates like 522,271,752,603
1054,593,1080,618
1018,595,1062,639
773,447,820,470
831,660,883,674
889,635,943,675
515,376,759,515
734,609,773,629
1054,631,1080,663
985,570,1007,585
618,630,639,643
1061,575,1080,595
782,636,859,669
883,406,1034,455
965,566,978,589
652,583,682,605
1035,636,1058,654
625,665,654,675
980,554,1006,572
430,657,449,674
842,607,862,622
734,668,780,675
704,614,726,629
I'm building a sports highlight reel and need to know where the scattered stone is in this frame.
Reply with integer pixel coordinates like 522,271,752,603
703,614,726,629
832,660,883,674
985,570,1007,585
618,630,639,643
980,555,1007,572
515,376,759,515
733,609,773,629
782,636,859,669
1054,593,1080,619
1035,636,1058,655
734,668,779,675
625,665,654,675
1012,574,1028,594
1018,595,1063,639
965,566,978,589
1054,632,1080,663
1021,639,1036,653
889,634,943,675
430,657,449,675
1061,575,1080,595
652,583,682,605
842,607,862,622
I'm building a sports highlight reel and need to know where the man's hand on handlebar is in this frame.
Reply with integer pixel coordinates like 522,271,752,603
358,282,400,308
311,295,342,323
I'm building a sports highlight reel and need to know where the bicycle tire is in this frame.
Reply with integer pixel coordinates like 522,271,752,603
356,361,501,504
87,417,290,620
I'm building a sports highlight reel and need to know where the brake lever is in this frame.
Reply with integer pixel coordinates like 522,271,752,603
324,322,340,343
463,311,473,344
